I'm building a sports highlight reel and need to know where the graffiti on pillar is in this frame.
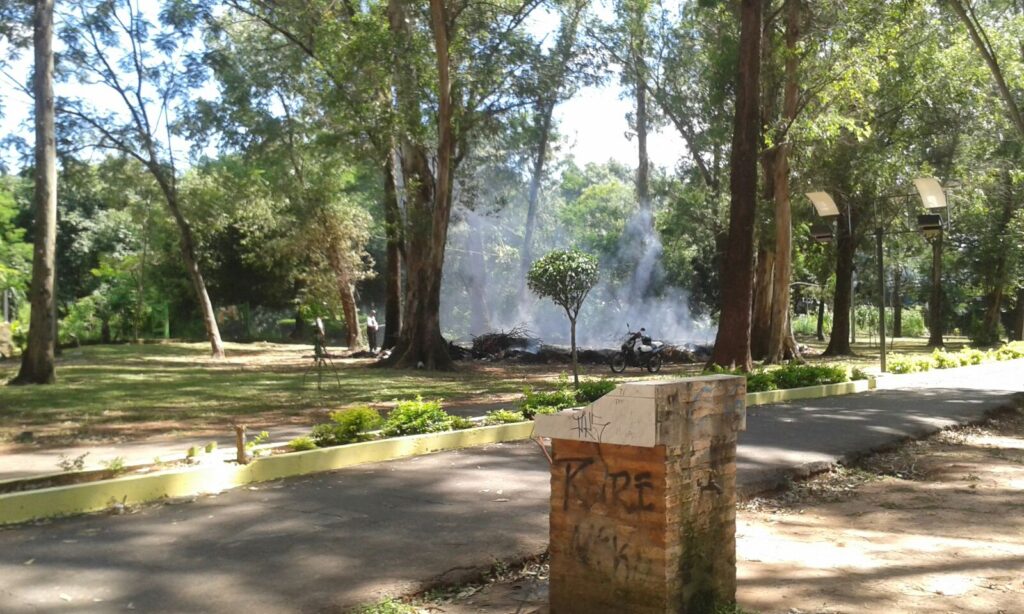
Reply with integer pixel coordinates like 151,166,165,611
555,451,660,582
571,407,611,442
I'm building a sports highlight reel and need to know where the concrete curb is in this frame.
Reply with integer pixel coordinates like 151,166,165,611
745,377,875,407
0,422,535,526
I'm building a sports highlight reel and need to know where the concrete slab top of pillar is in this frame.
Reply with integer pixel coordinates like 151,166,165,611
534,375,746,448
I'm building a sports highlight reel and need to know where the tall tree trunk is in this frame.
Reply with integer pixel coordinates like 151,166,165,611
927,236,944,346
816,298,825,341
383,155,403,349
750,246,774,360
380,0,456,370
521,101,553,279
824,205,855,356
467,213,491,336
338,273,362,351
892,266,903,338
569,315,579,386
982,283,1005,344
156,178,224,358
636,83,650,211
709,0,762,371
766,0,800,364
12,0,57,385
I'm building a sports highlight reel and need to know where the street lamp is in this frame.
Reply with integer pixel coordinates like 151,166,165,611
805,177,953,372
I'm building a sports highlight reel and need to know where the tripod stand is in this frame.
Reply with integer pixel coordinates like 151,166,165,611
303,333,341,390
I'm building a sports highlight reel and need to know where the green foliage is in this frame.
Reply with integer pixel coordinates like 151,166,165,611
745,372,778,393
186,446,200,458
960,348,986,365
706,363,849,391
101,456,127,474
993,341,1024,361
931,349,960,369
287,436,317,452
484,409,526,425
575,378,616,403
311,407,383,447
352,599,416,614
527,249,599,319
519,377,618,418
380,398,468,437
519,385,578,419
204,441,217,454
888,355,933,374
850,367,870,381
246,431,271,458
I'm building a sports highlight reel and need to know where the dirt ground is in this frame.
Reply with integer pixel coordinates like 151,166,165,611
397,406,1024,614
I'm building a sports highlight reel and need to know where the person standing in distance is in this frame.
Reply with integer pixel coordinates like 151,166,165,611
366,310,380,353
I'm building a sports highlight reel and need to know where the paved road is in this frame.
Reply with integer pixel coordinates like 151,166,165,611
0,360,1021,613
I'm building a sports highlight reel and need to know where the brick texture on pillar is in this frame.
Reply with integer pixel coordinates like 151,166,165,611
535,375,746,614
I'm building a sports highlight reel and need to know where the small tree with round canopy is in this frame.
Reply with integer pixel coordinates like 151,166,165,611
527,249,599,386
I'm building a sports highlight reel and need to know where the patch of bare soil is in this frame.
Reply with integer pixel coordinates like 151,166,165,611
407,407,1024,614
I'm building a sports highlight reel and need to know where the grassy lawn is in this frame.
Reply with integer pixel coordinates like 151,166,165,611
0,335,978,445
798,334,974,371
0,342,570,444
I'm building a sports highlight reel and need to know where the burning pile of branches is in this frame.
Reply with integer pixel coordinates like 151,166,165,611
470,326,539,360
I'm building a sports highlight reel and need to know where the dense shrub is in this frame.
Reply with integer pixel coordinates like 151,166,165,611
520,386,577,418
991,341,1024,361
380,397,471,437
288,436,317,451
960,348,986,365
931,349,960,369
484,409,527,425
576,378,617,403
706,363,849,391
519,377,616,418
850,367,870,381
769,364,848,389
744,372,777,393
311,406,382,447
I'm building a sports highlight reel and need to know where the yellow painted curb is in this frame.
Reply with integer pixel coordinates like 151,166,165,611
745,378,875,407
0,422,535,526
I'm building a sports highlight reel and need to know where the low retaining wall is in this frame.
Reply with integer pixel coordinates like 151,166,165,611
0,422,535,526
746,378,875,406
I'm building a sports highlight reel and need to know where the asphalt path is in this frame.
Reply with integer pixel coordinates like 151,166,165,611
0,359,1021,613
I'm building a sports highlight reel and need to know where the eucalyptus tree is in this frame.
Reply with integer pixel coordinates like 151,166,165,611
382,0,548,369
940,0,1024,342
11,0,57,384
58,0,225,357
707,0,762,371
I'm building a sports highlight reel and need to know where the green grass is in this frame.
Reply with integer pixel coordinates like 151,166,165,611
0,342,543,440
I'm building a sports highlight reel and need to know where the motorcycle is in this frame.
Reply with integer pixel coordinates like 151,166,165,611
610,327,664,373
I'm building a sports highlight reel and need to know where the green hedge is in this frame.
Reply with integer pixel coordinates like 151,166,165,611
706,363,855,393
889,341,1024,374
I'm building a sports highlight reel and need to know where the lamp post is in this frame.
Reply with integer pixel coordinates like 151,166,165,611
806,178,953,372
913,178,952,348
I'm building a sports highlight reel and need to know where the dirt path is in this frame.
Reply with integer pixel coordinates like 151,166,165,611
401,406,1024,614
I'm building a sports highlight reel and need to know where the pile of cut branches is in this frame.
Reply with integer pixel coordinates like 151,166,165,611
470,326,538,359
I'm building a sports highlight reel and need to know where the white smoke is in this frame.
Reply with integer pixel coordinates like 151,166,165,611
441,201,713,349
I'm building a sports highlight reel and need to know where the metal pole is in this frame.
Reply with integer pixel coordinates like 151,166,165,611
876,227,886,372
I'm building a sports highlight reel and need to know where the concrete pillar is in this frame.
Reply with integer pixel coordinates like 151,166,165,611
535,375,747,614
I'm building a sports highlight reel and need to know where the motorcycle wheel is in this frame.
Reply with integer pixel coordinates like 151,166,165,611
646,354,663,373
610,352,627,373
